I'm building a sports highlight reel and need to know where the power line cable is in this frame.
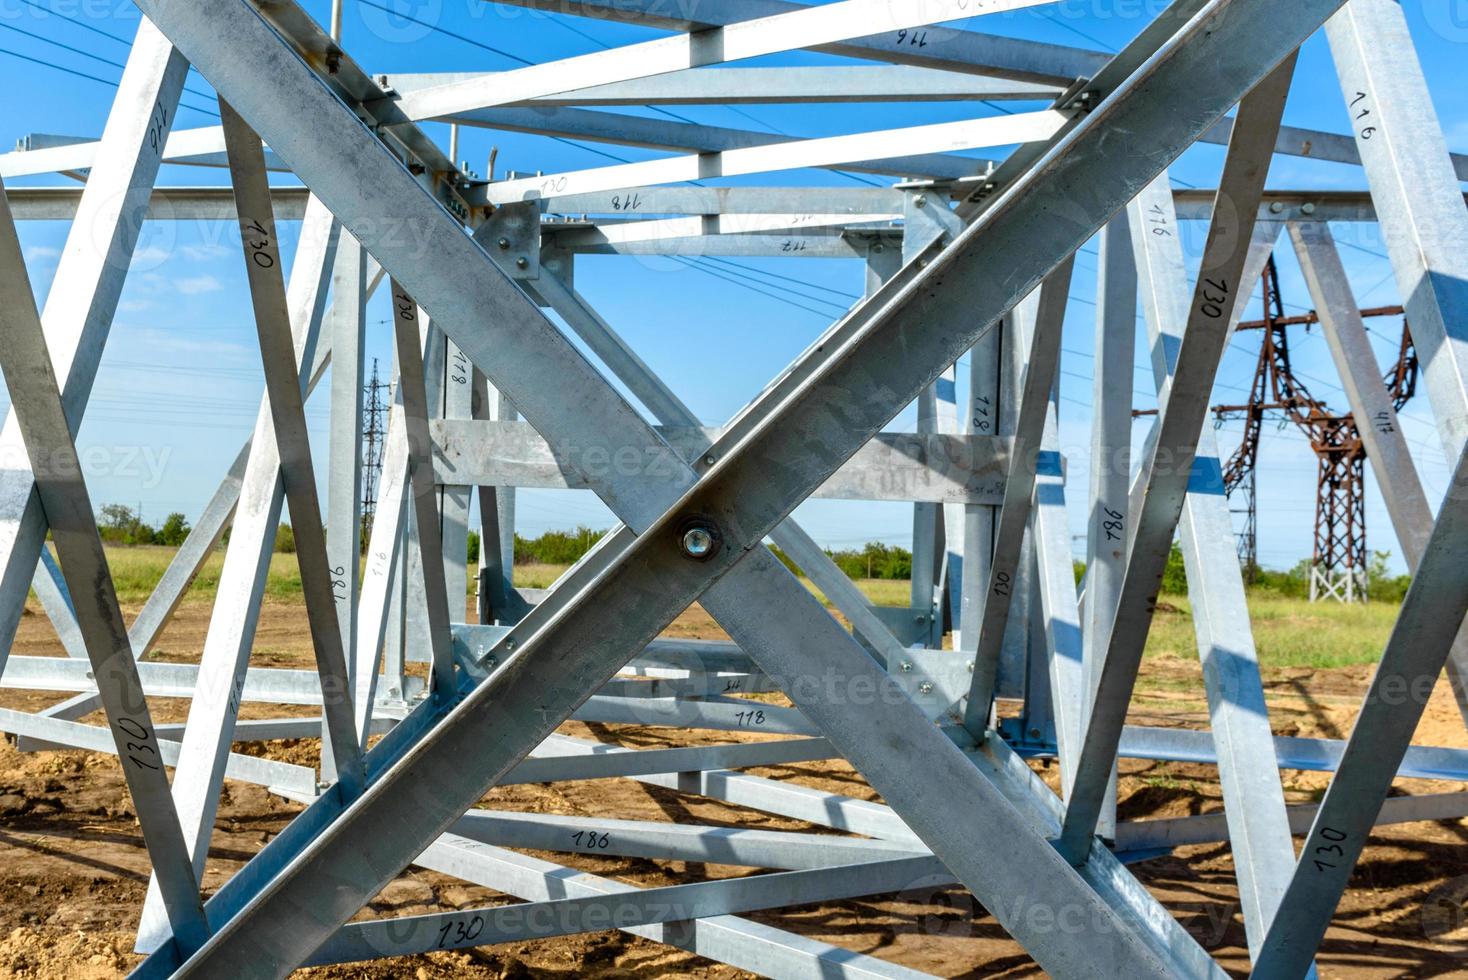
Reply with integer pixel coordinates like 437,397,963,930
0,20,217,107
671,256,844,318
0,42,218,117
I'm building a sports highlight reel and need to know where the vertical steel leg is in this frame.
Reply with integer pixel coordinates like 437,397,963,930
323,232,366,780
1083,214,1136,833
964,260,1076,728
386,282,456,694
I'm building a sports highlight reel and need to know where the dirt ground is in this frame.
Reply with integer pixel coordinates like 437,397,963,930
1,597,1466,978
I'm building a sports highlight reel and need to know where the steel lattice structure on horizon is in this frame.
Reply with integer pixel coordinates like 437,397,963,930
0,1,1467,977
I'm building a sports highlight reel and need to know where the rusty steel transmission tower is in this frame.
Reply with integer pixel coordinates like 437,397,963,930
1216,257,1418,601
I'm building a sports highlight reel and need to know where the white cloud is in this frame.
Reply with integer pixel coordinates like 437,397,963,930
131,245,174,266
117,299,155,313
24,245,60,264
179,243,232,261
118,325,251,358
175,275,223,295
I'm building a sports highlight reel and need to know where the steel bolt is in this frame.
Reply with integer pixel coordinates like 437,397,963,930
678,520,722,561
1301,202,1317,215
900,661,913,673
918,682,934,695
1269,201,1285,214
505,638,516,651
516,256,529,269
704,453,716,466
914,194,928,208
497,236,511,250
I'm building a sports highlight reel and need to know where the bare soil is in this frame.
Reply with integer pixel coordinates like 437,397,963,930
0,598,1465,978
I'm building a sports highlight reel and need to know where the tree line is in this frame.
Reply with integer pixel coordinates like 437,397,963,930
95,505,1413,600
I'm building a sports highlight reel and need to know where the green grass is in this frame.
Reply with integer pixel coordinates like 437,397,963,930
77,549,1401,671
1142,592,1400,670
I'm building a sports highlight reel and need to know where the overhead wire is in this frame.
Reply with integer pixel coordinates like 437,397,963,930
0,42,218,118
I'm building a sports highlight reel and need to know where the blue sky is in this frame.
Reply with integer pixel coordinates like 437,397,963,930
2,0,1466,573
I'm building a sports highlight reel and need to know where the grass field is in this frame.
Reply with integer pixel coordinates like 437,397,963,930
81,546,1399,671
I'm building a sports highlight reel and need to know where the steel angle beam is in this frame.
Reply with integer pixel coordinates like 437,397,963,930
487,0,1111,86
539,185,905,216
548,227,889,258
0,128,290,179
963,262,1075,729
449,809,924,869
545,212,898,247
486,111,1066,204
0,708,318,797
133,193,342,951
503,737,837,785
1114,725,1468,784
1171,188,1468,224
218,101,363,784
387,0,1058,123
1117,792,1468,853
1,185,312,222
431,419,1008,505
308,854,946,965
495,0,1466,183
414,838,941,979
381,65,1060,107
439,105,995,184
0,655,423,706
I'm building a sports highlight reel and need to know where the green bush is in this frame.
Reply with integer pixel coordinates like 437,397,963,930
157,512,191,547
513,526,607,565
1161,543,1189,595
823,541,912,581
